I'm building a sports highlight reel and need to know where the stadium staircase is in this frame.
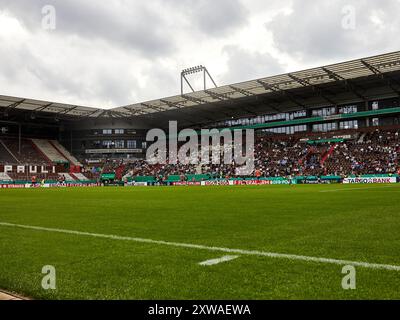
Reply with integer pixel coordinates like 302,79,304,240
1,139,49,165
32,139,69,163
71,172,90,181
0,140,19,164
320,144,337,165
357,133,367,143
50,140,82,166
58,173,76,181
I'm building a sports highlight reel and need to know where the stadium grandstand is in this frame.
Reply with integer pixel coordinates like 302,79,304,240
1,50,400,186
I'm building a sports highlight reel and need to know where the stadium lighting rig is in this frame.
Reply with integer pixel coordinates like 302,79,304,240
180,65,217,94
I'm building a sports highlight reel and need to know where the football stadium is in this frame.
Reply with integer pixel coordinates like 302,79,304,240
1,50,400,301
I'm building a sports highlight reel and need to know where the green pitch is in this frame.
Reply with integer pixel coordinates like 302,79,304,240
0,184,399,300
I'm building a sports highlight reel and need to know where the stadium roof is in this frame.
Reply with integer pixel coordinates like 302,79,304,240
115,50,400,116
1,50,400,124
0,95,120,119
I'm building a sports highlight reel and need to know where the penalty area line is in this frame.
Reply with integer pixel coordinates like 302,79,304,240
1,222,400,272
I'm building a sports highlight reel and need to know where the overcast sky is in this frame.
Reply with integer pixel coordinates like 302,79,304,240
0,0,399,109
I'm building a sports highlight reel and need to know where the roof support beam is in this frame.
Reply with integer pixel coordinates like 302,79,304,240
56,106,78,115
257,80,305,108
160,100,223,125
80,109,101,118
217,101,258,117
361,60,382,75
322,67,344,81
108,110,130,118
288,74,337,105
182,94,242,120
122,107,147,116
204,90,231,101
183,92,256,118
322,67,367,101
92,109,125,119
181,94,208,104
229,86,255,97
34,103,54,112
160,99,185,109
160,100,217,125
95,110,109,118
361,60,400,96
141,103,166,113
4,99,26,112
255,96,285,114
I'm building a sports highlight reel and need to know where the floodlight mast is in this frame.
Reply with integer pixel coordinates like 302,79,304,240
180,65,217,94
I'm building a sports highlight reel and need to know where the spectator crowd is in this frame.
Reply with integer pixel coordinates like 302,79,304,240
84,129,400,180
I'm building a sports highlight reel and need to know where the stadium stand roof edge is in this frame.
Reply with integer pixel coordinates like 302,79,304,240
114,50,400,116
0,95,109,119
1,50,400,121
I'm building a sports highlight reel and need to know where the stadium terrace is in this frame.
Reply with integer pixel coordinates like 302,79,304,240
1,51,400,186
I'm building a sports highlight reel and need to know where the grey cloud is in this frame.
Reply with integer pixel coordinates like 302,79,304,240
138,65,179,103
267,0,400,62
92,70,139,107
0,0,174,57
220,45,284,84
29,58,144,107
0,39,138,107
166,0,249,37
2,0,399,109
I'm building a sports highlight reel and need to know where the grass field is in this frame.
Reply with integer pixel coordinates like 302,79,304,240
0,184,400,300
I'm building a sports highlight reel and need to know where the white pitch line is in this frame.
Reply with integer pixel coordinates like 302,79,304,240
199,255,239,266
320,185,396,193
1,222,400,272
